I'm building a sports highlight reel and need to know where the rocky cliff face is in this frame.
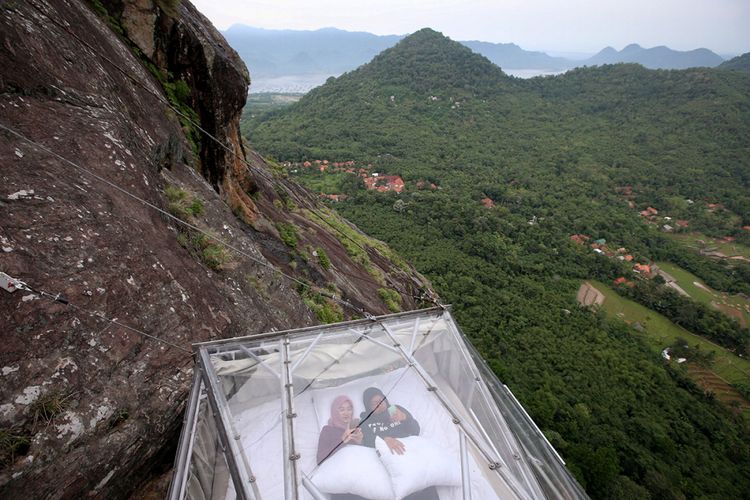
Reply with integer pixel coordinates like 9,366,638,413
0,1,433,497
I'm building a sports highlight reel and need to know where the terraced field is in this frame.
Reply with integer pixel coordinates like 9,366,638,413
688,365,750,412
588,280,750,416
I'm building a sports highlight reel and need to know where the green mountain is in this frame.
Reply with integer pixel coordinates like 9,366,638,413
246,29,750,498
250,29,749,227
719,52,750,73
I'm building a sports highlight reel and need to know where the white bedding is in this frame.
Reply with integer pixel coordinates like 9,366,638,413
226,367,499,499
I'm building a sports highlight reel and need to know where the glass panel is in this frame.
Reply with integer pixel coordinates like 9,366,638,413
466,343,588,500
409,312,545,500
288,323,419,498
206,342,283,498
278,315,473,499
186,393,233,500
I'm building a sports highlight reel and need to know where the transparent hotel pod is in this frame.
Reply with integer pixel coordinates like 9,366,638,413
168,308,588,500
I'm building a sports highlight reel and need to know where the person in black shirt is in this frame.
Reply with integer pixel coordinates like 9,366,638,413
360,387,439,500
360,387,420,454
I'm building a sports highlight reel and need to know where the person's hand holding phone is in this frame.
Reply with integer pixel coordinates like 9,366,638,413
350,426,363,444
342,424,363,444
389,405,406,423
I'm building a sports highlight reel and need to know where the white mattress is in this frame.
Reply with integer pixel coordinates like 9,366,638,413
226,367,499,499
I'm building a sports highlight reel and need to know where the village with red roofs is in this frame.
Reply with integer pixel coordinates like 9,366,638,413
569,185,750,290
284,158,439,200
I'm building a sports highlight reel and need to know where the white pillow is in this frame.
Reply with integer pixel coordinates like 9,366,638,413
375,436,461,499
311,445,395,500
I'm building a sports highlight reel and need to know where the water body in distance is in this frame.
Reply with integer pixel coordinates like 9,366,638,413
250,68,568,94
504,68,568,78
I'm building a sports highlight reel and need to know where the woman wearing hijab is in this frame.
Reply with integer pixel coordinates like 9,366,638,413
316,395,364,465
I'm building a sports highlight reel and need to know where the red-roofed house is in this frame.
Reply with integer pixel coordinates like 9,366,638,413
634,263,651,276
614,277,628,285
481,197,495,209
364,175,405,193
624,255,634,262
321,194,347,202
676,220,689,228
570,234,589,246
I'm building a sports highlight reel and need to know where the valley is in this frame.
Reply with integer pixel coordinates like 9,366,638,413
244,29,750,498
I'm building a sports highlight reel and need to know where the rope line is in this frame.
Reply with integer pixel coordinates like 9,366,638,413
10,277,193,354
0,122,364,317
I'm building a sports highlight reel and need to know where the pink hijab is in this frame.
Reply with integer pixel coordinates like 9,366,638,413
328,395,354,429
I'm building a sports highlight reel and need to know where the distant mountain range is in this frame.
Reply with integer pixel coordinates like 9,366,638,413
585,43,724,69
223,25,401,78
223,25,729,89
461,40,571,70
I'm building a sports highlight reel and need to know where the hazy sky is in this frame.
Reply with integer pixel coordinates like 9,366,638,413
191,0,750,55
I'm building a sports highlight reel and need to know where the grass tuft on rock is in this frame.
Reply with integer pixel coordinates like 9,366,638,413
177,232,231,270
378,288,402,312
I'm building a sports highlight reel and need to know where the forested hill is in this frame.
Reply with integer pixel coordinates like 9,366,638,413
251,28,750,229
719,52,750,73
246,29,750,499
